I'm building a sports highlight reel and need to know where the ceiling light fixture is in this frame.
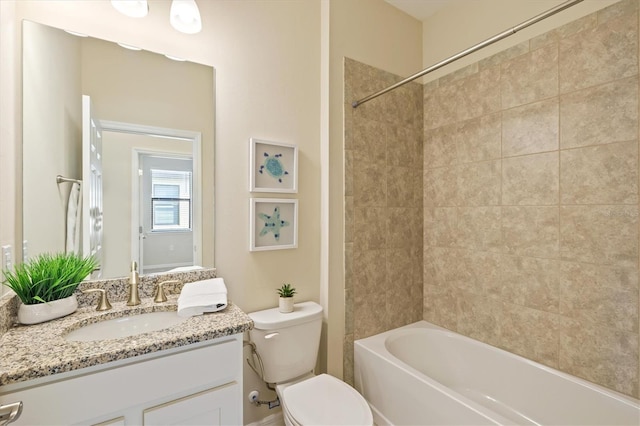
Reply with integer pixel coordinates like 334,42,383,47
170,0,202,34
111,0,149,18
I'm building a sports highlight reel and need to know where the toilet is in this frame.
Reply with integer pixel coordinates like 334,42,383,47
249,301,373,426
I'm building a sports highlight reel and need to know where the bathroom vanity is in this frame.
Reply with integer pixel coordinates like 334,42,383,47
0,281,252,425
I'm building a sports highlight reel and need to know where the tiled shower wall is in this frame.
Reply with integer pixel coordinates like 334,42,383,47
343,58,423,385
423,0,639,398
344,0,639,398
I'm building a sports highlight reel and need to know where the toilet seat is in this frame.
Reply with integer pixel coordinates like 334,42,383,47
280,374,373,426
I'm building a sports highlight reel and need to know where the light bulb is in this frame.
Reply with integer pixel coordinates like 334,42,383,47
111,0,149,18
170,0,202,34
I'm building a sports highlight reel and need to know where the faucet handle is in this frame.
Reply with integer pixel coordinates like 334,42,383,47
155,280,181,303
82,288,112,311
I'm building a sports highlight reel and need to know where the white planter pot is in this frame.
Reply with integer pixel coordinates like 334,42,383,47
278,297,294,313
18,294,78,325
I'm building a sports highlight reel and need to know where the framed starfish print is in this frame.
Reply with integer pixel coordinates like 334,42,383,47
250,198,298,251
250,138,298,193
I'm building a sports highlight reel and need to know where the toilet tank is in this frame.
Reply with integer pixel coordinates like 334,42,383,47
249,301,323,384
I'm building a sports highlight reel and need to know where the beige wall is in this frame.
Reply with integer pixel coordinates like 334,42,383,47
423,0,639,397
22,21,81,258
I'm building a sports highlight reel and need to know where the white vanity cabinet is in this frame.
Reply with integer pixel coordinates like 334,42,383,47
0,334,243,425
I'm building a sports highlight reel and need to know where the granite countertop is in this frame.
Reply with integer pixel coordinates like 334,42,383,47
0,295,253,387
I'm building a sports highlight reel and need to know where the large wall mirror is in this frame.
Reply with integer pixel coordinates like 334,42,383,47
22,20,215,279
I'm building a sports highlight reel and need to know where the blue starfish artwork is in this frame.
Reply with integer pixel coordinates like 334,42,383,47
258,206,290,241
259,152,289,183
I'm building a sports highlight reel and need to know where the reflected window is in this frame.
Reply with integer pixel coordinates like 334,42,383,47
151,169,192,231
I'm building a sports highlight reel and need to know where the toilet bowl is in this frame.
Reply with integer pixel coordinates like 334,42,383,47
277,374,372,426
248,302,373,426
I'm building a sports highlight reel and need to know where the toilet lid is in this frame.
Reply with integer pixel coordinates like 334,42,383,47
282,374,372,426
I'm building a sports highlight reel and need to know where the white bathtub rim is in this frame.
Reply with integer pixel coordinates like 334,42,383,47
356,320,640,410
355,324,512,425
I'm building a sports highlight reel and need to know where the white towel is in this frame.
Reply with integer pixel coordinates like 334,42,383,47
177,278,228,317
65,182,82,254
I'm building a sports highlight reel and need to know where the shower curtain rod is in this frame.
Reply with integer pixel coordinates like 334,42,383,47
352,0,583,108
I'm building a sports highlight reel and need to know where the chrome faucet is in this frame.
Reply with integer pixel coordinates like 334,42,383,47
127,261,141,306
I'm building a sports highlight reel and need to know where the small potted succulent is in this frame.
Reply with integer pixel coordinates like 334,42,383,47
2,252,98,324
277,283,296,313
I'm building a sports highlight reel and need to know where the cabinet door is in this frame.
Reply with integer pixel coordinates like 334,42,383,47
143,382,239,426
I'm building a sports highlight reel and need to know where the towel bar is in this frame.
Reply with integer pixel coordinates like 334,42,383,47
56,175,82,184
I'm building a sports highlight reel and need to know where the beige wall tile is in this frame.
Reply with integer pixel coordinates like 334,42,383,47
597,0,638,24
344,149,353,196
424,122,458,168
560,77,638,149
425,207,459,247
560,261,639,333
424,83,457,130
503,206,559,258
352,117,386,164
499,303,560,367
501,43,558,109
497,256,560,313
456,294,502,347
560,318,639,396
457,66,501,122
343,334,354,386
503,152,559,205
425,246,464,286
344,242,353,290
388,124,422,169
456,249,502,296
354,290,389,339
561,140,638,205
344,289,353,335
479,41,529,70
389,166,420,208
424,167,457,207
354,206,386,250
458,206,502,252
353,161,386,207
345,195,354,243
386,267,423,330
502,98,559,157
387,207,422,249
560,206,638,268
457,160,501,206
457,113,501,164
353,248,387,298
559,12,638,93
423,284,458,331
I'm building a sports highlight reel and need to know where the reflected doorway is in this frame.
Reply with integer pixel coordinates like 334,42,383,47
98,121,202,278
138,153,194,274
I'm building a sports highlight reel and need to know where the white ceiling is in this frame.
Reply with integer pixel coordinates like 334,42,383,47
385,0,456,21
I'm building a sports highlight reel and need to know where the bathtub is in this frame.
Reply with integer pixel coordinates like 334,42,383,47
354,321,640,425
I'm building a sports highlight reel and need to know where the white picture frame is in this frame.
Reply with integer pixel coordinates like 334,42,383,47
250,198,298,251
250,138,298,193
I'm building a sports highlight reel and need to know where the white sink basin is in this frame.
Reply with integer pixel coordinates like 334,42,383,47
65,311,187,342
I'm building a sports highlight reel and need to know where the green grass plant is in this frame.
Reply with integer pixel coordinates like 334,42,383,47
2,252,98,305
276,283,296,298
